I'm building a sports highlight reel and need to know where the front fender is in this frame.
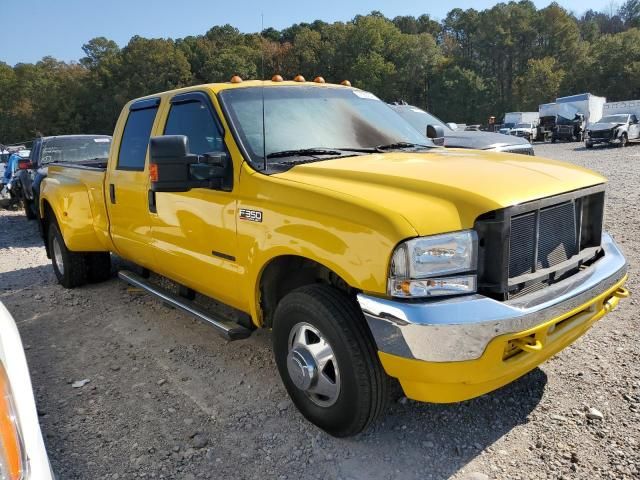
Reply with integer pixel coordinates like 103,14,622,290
40,176,107,252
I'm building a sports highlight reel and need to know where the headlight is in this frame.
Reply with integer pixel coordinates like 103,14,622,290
388,230,477,298
0,362,26,480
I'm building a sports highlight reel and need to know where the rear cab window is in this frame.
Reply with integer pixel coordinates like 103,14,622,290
117,98,160,171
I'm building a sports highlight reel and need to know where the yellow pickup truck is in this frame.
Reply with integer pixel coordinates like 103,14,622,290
39,78,629,437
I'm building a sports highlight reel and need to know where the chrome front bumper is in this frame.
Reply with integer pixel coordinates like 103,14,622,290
357,233,627,362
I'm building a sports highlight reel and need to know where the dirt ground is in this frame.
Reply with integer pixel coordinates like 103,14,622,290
1,142,639,480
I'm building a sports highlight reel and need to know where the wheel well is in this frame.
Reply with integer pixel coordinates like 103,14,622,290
259,256,353,328
41,201,55,257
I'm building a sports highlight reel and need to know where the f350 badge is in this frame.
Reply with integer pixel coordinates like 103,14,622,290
239,208,263,222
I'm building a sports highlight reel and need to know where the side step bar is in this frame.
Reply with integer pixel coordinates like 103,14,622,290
118,270,252,341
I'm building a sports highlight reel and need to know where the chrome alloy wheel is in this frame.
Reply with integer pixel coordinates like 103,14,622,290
52,235,64,275
287,322,341,407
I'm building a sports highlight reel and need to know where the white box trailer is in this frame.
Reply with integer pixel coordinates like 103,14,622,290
603,99,640,118
504,112,539,126
555,93,606,125
538,103,557,118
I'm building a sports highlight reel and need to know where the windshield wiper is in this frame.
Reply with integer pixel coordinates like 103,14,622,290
375,142,433,152
266,148,343,159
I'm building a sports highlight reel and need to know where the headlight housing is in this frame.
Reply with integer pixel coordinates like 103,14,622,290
388,230,477,298
0,362,26,480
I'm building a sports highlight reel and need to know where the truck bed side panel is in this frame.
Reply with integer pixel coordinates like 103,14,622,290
40,165,114,252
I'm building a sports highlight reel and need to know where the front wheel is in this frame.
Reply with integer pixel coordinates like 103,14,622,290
272,284,389,437
618,133,628,148
48,221,87,288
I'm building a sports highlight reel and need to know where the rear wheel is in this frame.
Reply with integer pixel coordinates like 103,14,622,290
585,141,594,149
272,284,389,437
48,221,87,288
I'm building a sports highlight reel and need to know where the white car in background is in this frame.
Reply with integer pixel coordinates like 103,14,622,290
0,301,53,480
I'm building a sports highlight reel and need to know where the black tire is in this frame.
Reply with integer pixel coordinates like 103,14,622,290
585,141,593,149
86,252,112,283
551,137,557,143
24,199,36,220
48,221,87,288
272,284,388,437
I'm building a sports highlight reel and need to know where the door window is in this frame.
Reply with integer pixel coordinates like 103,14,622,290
164,99,225,155
117,103,159,171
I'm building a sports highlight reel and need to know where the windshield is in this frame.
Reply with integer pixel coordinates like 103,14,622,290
598,115,629,124
515,123,532,128
40,136,111,166
391,106,449,134
219,86,432,169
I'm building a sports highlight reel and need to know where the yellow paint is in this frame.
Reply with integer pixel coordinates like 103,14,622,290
40,81,609,324
379,275,629,403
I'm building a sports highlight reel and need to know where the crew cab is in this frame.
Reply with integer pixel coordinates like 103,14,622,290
38,78,629,437
585,113,640,148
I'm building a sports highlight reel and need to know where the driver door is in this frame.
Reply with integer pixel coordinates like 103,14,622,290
149,91,243,309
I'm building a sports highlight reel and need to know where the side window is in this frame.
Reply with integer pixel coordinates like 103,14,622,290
117,104,159,170
631,115,638,124
164,99,225,155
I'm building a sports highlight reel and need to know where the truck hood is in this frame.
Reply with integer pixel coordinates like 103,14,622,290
276,149,605,235
444,129,529,149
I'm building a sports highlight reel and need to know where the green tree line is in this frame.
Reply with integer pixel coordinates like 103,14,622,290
1,0,640,143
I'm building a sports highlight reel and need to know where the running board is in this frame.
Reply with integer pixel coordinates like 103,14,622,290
118,270,252,341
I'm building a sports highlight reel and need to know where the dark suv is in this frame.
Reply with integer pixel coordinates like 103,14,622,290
19,135,112,219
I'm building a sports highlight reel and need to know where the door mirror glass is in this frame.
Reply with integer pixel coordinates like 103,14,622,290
426,124,445,146
149,135,231,192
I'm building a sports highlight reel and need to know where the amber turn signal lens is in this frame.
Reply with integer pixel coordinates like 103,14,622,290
230,75,243,83
149,163,158,182
293,75,305,82
313,76,325,83
0,363,24,480
341,80,351,86
271,74,284,82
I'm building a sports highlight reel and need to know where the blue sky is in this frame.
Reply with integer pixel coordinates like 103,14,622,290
1,0,610,65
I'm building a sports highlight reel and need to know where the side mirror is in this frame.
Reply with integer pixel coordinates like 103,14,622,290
426,124,445,146
18,159,33,170
149,135,231,192
446,122,458,131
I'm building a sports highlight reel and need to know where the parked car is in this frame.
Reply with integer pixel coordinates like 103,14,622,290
499,112,538,135
0,301,54,479
39,79,627,437
20,135,112,219
510,122,538,141
391,104,534,155
585,113,640,148
1,150,31,210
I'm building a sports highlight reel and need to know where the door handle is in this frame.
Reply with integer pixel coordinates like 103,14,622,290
148,189,156,213
109,183,116,204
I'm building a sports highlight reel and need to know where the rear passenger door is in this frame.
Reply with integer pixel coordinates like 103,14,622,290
106,98,160,267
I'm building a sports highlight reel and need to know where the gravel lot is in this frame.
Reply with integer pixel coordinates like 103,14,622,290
1,142,639,480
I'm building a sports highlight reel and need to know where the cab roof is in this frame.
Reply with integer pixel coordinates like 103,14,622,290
130,79,354,104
